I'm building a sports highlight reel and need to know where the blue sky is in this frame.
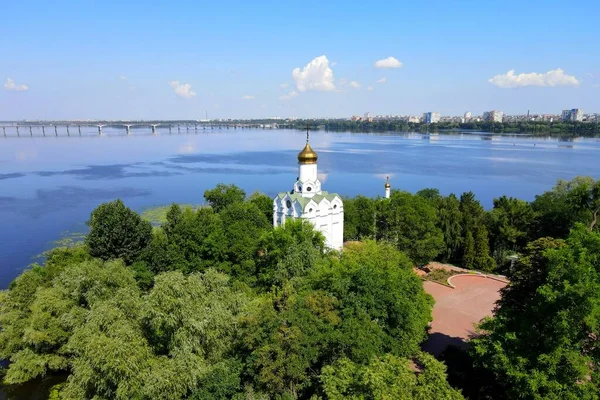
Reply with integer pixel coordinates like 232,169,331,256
1,0,598,120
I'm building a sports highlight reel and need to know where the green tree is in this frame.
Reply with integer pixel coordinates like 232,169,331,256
376,191,443,265
240,284,340,399
255,218,325,288
204,184,246,213
532,177,600,239
462,231,475,269
219,201,271,282
320,353,463,400
487,195,535,268
1,259,138,385
86,199,152,264
309,241,433,363
416,188,441,202
471,225,600,399
473,224,495,272
436,194,463,262
344,195,376,241
248,191,274,223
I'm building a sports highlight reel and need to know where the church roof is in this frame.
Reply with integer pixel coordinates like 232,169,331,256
277,191,341,211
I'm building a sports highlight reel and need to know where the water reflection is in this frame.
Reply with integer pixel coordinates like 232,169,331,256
0,128,598,289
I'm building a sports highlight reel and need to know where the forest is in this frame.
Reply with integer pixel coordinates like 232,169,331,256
0,177,599,399
282,119,600,137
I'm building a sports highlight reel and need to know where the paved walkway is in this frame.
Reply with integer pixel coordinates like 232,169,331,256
422,275,507,356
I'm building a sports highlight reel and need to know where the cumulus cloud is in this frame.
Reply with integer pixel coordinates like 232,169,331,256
367,85,374,91
292,55,335,92
279,91,298,100
374,57,403,69
4,78,28,92
280,83,289,88
242,95,255,100
488,68,580,88
377,77,387,84
348,81,361,89
168,81,196,98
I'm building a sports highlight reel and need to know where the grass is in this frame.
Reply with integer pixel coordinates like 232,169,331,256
141,204,203,226
424,268,459,285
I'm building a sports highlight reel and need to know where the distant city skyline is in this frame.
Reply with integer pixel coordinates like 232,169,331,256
1,1,599,120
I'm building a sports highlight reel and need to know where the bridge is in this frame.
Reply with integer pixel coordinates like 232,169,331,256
0,122,285,137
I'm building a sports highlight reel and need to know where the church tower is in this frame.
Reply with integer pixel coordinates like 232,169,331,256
273,126,344,250
385,176,391,198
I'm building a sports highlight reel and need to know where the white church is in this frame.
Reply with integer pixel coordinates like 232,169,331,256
273,130,345,250
273,129,393,250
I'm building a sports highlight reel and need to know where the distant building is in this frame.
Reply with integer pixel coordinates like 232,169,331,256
408,115,421,123
561,108,583,122
483,110,504,123
364,112,373,122
423,112,440,124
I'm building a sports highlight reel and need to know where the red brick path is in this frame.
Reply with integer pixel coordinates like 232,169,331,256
422,275,507,356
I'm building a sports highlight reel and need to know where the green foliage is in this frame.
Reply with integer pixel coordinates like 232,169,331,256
240,284,341,398
436,194,463,262
343,195,376,241
320,353,463,400
376,191,444,265
1,258,138,385
309,241,433,362
141,204,200,225
16,179,600,399
248,191,274,222
255,218,325,288
471,225,600,399
204,183,246,212
532,177,600,239
220,201,271,281
86,199,153,264
473,224,495,272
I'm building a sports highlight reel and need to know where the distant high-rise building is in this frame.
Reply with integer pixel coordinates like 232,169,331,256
464,111,472,120
408,115,421,123
423,112,440,123
483,110,504,123
561,108,583,122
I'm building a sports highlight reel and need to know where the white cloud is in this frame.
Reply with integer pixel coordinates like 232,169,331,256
280,83,289,88
168,81,196,98
348,81,361,89
377,77,387,84
242,95,255,100
330,62,337,67
374,57,403,69
279,90,298,100
292,55,335,92
367,86,374,91
4,78,28,92
488,68,580,88
119,75,127,81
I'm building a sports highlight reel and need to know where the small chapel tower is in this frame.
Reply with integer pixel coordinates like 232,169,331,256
273,125,344,250
385,176,391,199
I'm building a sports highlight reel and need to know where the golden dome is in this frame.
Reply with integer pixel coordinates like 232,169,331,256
384,176,391,188
298,142,318,164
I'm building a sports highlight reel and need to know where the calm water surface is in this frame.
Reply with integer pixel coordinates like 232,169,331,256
1,127,599,289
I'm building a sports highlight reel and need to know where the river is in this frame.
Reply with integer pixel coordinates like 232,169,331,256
1,127,598,289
